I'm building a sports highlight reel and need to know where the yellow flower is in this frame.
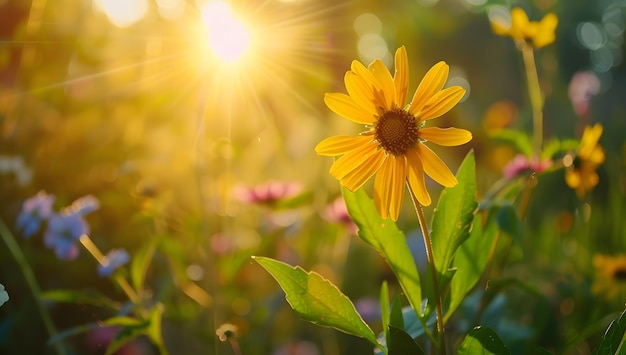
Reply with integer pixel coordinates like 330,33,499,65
564,124,605,197
316,47,472,221
491,7,558,48
592,254,626,301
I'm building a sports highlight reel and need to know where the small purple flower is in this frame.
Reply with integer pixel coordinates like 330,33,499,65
16,191,56,239
98,249,130,277
43,212,89,260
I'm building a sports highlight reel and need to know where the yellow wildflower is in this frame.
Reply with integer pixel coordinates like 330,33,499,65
491,7,558,48
592,254,626,301
316,47,472,221
564,124,605,197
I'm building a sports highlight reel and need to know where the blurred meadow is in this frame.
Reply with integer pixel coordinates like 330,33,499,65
1,0,626,354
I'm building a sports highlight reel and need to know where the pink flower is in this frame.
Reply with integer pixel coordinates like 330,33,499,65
568,71,600,118
502,154,552,179
321,197,357,235
233,181,301,205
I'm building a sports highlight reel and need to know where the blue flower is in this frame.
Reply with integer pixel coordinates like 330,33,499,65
16,191,55,239
43,212,89,260
98,249,130,277
0,283,8,307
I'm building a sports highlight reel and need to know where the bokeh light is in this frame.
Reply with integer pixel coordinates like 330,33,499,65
94,0,149,28
201,1,252,64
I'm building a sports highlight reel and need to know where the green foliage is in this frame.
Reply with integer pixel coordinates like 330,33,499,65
431,151,478,291
252,256,381,351
458,326,510,355
388,325,426,355
342,187,423,318
446,212,496,322
593,309,626,355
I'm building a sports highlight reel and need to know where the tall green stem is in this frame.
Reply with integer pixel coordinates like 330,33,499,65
408,188,446,354
0,218,68,355
520,42,544,155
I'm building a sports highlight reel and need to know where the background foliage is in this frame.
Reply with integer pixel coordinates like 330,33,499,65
1,0,625,354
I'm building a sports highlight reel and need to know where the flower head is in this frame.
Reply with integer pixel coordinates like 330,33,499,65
98,249,130,277
16,191,55,239
0,283,8,307
564,124,605,197
316,47,471,221
44,212,89,260
592,254,626,301
233,181,301,205
491,7,558,48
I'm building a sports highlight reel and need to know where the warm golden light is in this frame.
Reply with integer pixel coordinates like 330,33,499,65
201,1,252,63
95,0,148,28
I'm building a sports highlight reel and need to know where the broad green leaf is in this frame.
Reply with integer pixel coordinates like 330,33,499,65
342,188,422,317
458,326,510,355
130,238,157,293
593,308,626,355
445,211,496,323
388,325,426,355
40,289,121,309
253,256,380,349
431,151,477,290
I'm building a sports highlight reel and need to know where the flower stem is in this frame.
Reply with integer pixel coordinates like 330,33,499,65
408,188,446,354
0,218,68,355
79,234,141,306
520,42,544,155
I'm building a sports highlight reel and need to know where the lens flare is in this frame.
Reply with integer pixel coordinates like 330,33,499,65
202,1,252,63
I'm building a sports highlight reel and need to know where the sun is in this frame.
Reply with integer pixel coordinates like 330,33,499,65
201,1,252,64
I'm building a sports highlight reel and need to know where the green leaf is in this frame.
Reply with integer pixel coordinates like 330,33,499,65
104,316,150,355
146,304,168,355
342,187,422,317
388,325,426,355
381,281,390,344
495,204,521,241
253,256,380,349
431,151,477,290
445,211,496,322
458,326,510,355
130,238,157,294
490,129,533,156
593,308,626,355
40,289,121,309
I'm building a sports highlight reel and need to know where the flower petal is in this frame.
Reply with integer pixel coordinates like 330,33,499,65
416,143,458,187
419,86,466,122
373,156,395,220
406,148,431,206
368,59,395,109
315,135,374,156
345,71,378,116
388,154,407,221
325,93,376,125
340,149,386,191
351,60,387,110
418,127,472,146
533,12,557,48
329,140,379,180
510,7,529,40
394,46,409,107
409,61,449,115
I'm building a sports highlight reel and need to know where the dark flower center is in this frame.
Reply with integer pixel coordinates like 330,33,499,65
375,109,419,156
613,268,626,281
